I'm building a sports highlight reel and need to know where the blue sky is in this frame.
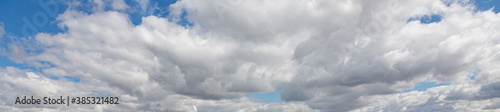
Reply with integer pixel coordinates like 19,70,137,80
249,90,283,103
404,82,451,92
408,14,442,24
1,1,500,111
474,0,500,12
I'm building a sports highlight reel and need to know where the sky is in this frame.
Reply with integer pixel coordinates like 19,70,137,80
0,0,500,111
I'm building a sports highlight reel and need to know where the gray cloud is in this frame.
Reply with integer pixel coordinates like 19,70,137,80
476,82,500,100
445,81,500,101
483,100,500,110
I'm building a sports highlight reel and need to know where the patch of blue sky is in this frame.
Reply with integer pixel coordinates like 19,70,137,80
49,76,60,80
176,11,194,27
407,14,442,24
0,55,22,67
249,90,283,103
0,0,182,45
470,69,481,80
68,0,101,15
0,0,66,38
125,0,179,25
64,76,81,83
473,0,500,13
404,82,451,92
407,0,499,24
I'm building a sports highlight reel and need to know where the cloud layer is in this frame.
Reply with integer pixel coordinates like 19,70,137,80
2,0,500,111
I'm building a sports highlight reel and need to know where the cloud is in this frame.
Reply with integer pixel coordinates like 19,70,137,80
138,95,315,112
2,0,500,111
476,82,500,100
0,22,4,38
110,0,129,10
91,0,129,11
358,82,500,112
33,10,295,101
168,0,500,111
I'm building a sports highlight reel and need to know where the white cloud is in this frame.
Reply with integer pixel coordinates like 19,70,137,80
33,10,294,100
110,0,129,10
2,0,500,111
90,0,129,11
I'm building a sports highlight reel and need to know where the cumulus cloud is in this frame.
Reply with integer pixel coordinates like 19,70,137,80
32,9,295,101
2,0,500,111
168,0,500,111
